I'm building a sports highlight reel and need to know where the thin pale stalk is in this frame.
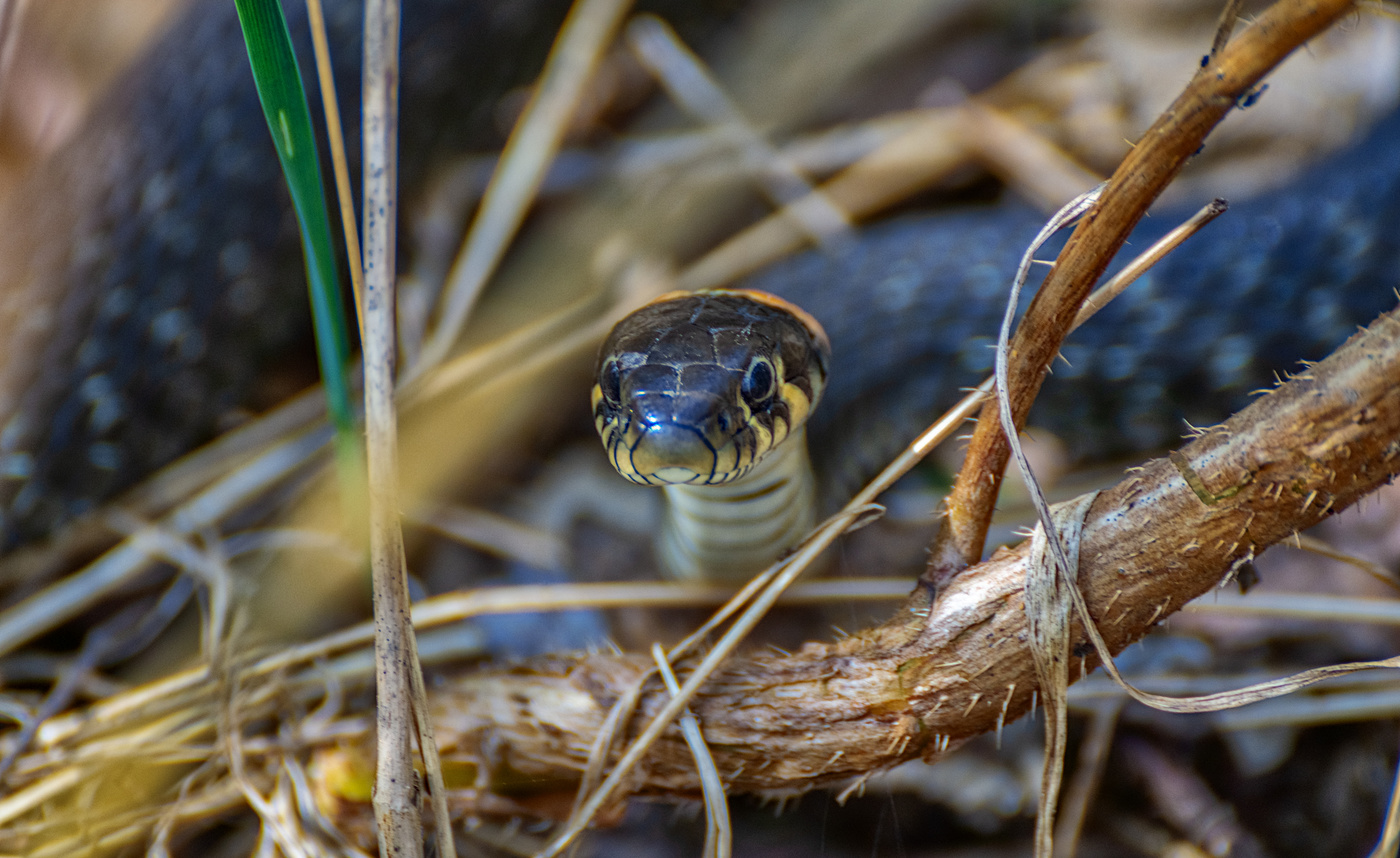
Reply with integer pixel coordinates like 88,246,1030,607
360,1,427,855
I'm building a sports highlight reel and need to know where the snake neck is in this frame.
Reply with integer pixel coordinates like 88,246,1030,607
657,427,818,582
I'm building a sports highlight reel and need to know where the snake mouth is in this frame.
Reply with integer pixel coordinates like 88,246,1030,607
609,420,738,486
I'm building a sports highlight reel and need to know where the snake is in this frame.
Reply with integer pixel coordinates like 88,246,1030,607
3,0,1399,588
595,103,1400,581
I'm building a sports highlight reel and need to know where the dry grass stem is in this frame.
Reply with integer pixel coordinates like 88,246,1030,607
1120,735,1266,857
1051,699,1122,858
1072,199,1228,324
1290,533,1400,590
16,577,907,760
678,107,968,291
305,0,366,337
955,101,1103,212
0,426,329,658
1185,592,1400,624
626,14,851,246
412,0,636,377
651,643,731,858
409,504,571,571
360,0,443,853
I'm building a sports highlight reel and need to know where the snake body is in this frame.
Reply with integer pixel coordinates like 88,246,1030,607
4,1,1399,577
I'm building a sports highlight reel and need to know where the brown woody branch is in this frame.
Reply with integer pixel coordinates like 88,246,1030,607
414,303,1400,807
926,0,1359,580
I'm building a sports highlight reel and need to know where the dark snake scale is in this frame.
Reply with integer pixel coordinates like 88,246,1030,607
2,0,1397,551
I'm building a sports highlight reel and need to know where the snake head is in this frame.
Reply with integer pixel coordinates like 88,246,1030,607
594,290,830,486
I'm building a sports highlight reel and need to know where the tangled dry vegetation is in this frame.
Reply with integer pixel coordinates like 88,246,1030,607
1,0,1399,856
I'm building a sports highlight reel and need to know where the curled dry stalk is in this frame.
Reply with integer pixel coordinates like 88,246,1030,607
951,2,1374,851
992,185,1105,858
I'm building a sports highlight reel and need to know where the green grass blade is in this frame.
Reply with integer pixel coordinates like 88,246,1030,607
234,0,362,487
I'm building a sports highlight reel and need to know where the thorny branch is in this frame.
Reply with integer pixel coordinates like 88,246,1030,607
926,0,1362,580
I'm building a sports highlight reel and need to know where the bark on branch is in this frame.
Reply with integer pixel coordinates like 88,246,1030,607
420,304,1400,806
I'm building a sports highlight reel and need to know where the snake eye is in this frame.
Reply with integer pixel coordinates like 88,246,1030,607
600,358,622,405
741,358,775,405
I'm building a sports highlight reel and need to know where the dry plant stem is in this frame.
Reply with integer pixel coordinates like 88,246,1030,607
1051,699,1122,858
678,108,966,291
18,577,912,760
427,304,1400,798
677,93,1123,295
0,425,329,657
360,1,430,856
955,101,1102,213
537,505,876,858
1184,592,1400,625
1292,532,1400,590
626,15,850,245
411,0,635,379
1120,736,1266,858
306,0,366,335
927,0,1359,582
652,645,730,858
